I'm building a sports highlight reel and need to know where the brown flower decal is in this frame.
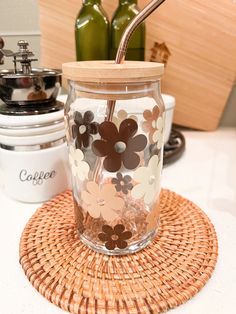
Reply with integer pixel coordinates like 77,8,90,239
92,119,147,172
72,111,99,149
111,172,133,195
98,224,132,250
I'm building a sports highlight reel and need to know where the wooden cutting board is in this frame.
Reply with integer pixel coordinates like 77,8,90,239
39,0,236,130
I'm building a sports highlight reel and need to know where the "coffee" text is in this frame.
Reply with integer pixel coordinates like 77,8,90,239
19,169,56,185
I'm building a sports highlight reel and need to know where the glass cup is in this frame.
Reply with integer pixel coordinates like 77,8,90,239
63,61,165,255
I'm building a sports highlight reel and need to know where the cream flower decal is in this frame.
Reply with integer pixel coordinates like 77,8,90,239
68,146,90,180
131,155,162,205
81,181,124,221
112,109,137,128
152,116,164,149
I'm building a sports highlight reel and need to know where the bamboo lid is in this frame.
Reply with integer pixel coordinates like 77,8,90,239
62,60,164,83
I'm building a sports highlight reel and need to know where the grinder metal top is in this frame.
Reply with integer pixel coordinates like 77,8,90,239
0,38,61,106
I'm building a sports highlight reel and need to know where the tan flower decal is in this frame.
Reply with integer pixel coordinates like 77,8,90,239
111,172,133,195
81,181,124,221
69,146,90,181
146,204,161,233
112,109,137,128
153,116,164,149
92,119,147,172
131,155,162,205
143,106,164,148
72,111,99,149
98,224,132,250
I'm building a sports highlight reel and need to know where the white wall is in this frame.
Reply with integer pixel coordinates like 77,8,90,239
0,0,40,69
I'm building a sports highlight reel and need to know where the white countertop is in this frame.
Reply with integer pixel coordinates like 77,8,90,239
1,127,236,314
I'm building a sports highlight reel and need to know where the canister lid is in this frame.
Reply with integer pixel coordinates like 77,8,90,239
0,108,64,128
62,61,164,83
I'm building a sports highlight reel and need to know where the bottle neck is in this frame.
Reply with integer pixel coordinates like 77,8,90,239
83,0,101,5
119,0,137,5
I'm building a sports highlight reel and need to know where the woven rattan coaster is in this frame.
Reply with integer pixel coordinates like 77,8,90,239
20,190,218,314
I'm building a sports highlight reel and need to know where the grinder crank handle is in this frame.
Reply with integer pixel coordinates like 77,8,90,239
0,37,5,64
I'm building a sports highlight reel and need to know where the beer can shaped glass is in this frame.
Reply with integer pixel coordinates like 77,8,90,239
63,61,165,255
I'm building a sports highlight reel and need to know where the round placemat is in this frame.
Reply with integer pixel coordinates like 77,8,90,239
20,190,218,314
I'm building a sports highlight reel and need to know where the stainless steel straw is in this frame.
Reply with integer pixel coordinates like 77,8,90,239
106,0,166,121
93,0,166,181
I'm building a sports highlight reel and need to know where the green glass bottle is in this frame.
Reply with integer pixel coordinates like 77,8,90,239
110,0,145,61
75,0,109,61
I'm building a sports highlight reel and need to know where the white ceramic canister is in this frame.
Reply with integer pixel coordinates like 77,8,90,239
162,94,176,143
0,107,71,203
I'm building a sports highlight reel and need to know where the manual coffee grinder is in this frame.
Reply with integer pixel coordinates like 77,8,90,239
0,38,70,203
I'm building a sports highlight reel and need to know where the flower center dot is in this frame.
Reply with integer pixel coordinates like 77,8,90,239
111,234,119,241
97,198,105,206
79,125,87,134
114,141,126,154
149,175,156,185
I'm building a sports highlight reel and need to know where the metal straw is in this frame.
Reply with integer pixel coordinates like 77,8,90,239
93,0,166,181
116,0,166,64
106,0,166,121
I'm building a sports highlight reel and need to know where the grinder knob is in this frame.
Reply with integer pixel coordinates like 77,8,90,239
17,40,30,54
